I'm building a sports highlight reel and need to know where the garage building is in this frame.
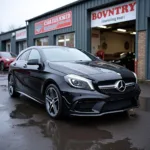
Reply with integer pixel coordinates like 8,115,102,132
0,27,27,54
0,0,149,81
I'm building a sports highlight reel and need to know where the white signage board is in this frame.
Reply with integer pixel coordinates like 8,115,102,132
91,1,136,27
16,29,27,40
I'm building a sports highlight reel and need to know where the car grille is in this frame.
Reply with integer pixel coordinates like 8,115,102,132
74,100,98,112
101,98,137,113
97,78,136,86
98,82,136,95
99,85,135,95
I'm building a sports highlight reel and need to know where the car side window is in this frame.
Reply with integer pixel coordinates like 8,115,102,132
18,50,30,61
28,49,41,61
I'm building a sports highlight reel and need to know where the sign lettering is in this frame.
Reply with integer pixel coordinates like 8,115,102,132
91,1,136,27
35,11,72,35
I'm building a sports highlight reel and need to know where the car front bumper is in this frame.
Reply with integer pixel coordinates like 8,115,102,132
4,61,13,68
61,83,141,116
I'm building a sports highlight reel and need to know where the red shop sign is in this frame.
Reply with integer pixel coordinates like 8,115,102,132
35,11,72,35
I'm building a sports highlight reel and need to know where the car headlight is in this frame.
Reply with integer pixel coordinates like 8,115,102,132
64,74,94,90
133,72,137,83
6,59,10,61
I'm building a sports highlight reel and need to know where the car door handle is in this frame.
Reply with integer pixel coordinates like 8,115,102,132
23,64,27,68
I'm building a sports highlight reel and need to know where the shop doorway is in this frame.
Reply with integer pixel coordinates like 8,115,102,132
6,41,11,52
2,40,11,52
91,21,136,72
91,1,136,72
16,41,27,54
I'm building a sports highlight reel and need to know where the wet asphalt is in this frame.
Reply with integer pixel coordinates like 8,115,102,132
0,71,150,150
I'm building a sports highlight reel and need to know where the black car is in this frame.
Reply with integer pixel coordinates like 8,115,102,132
8,46,141,119
111,52,135,72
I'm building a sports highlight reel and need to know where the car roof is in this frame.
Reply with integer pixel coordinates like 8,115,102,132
0,52,10,54
18,46,78,58
30,46,76,49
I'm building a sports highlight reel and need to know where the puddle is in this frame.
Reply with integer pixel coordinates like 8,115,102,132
16,119,113,150
10,103,40,119
0,104,5,108
139,97,150,112
0,85,7,88
0,73,8,80
0,71,8,75
0,85,8,92
98,138,143,150
15,119,143,150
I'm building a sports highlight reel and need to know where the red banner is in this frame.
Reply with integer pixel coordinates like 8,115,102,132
35,11,72,35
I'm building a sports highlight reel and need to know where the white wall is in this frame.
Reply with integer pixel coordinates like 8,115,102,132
91,29,100,55
91,29,135,54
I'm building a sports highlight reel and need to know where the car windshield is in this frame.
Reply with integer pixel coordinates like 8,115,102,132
1,52,13,58
42,47,98,62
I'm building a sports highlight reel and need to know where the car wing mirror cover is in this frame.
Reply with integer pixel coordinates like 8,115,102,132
27,59,40,65
27,59,44,69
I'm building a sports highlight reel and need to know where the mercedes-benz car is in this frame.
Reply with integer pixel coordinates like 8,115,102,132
8,46,141,119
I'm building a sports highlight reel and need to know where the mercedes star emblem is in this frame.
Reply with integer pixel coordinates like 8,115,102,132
115,80,126,92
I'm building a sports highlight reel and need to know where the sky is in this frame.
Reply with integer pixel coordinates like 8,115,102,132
0,0,77,32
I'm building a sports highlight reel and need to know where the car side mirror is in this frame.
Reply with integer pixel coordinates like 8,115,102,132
27,59,43,68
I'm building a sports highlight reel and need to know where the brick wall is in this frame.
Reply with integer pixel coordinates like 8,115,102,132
137,31,146,80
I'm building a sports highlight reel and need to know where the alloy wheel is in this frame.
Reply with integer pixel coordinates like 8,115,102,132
46,87,60,117
8,75,20,97
8,75,14,96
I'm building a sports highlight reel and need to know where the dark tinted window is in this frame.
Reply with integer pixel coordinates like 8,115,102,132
42,47,98,62
28,49,40,60
18,50,30,61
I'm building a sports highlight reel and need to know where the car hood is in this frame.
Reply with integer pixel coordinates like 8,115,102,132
3,57,15,61
48,61,135,82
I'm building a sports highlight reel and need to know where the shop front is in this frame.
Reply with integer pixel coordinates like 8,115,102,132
33,11,74,47
0,27,27,55
91,1,136,72
16,28,27,54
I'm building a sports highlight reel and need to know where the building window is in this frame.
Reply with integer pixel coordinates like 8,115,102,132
35,37,49,46
17,41,27,54
56,33,75,47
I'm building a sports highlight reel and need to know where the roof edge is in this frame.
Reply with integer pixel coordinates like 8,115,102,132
0,26,26,36
26,0,86,22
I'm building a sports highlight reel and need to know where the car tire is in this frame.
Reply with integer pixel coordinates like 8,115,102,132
45,84,63,119
8,75,20,97
122,111,129,118
0,62,4,71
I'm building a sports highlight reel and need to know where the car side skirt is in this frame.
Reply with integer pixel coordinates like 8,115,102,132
17,91,44,104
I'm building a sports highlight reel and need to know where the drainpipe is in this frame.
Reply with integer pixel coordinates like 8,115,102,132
25,21,28,47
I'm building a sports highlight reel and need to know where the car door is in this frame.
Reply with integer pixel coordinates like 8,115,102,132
13,50,31,93
25,49,45,101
